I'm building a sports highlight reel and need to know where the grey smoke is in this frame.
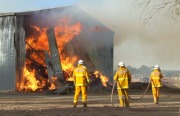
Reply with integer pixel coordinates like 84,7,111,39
76,0,180,70
1,0,180,70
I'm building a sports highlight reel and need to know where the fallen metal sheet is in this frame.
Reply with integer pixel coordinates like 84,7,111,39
46,28,64,82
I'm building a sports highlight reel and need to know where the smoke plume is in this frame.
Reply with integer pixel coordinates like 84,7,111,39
76,0,180,70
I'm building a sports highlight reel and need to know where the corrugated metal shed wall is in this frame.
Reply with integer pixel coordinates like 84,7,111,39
0,16,16,91
15,16,26,90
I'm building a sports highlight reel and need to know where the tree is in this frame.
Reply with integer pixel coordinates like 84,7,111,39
136,0,180,24
127,65,138,75
138,65,151,78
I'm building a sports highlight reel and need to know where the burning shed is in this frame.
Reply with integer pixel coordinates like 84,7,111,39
0,6,114,92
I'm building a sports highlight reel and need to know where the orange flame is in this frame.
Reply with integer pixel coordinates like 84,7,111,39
18,18,82,91
55,20,81,75
94,71,109,87
48,76,58,90
18,66,46,91
66,77,74,82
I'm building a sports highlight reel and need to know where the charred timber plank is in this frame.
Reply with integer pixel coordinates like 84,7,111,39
46,28,64,82
26,41,46,63
26,56,47,69
43,50,54,79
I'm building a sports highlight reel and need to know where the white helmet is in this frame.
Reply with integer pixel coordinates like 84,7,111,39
78,60,84,64
154,65,160,69
118,61,125,67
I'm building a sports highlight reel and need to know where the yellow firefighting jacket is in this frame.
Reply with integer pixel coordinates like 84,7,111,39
73,64,90,86
150,69,163,87
114,67,131,89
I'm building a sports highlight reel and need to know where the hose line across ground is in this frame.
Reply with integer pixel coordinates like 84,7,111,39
111,81,151,107
128,81,151,102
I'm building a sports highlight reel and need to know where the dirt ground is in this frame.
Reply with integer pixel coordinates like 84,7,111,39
0,86,180,116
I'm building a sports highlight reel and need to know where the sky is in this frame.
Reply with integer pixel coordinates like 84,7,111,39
0,0,76,13
1,0,180,70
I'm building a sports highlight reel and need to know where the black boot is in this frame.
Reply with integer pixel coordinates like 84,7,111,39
83,103,87,108
157,97,159,104
73,103,77,108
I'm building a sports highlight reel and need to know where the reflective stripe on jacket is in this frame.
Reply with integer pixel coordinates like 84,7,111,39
73,64,90,86
150,69,163,87
114,67,131,89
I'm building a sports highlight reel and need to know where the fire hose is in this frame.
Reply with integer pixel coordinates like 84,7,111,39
111,80,151,107
111,81,116,107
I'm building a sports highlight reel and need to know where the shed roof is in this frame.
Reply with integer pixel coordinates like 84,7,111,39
0,5,72,17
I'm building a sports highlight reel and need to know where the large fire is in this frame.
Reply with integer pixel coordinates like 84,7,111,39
18,18,81,91
17,18,109,92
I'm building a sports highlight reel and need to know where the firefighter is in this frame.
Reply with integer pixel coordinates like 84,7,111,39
150,65,163,104
114,62,131,107
73,60,90,108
